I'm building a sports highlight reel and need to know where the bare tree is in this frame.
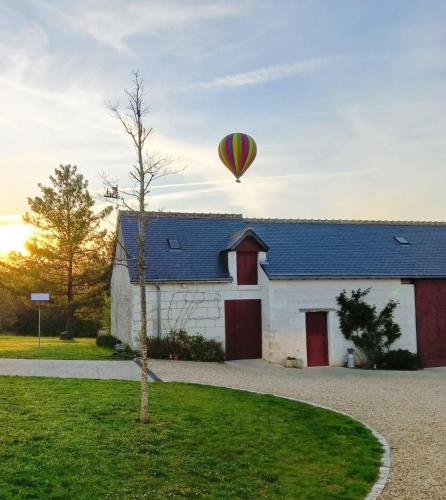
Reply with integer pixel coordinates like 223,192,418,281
106,72,178,423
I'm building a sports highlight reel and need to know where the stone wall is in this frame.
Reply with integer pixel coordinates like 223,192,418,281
264,279,417,365
110,230,133,346
113,246,418,365
128,251,268,350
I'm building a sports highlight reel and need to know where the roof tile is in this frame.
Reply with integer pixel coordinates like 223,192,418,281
119,211,446,281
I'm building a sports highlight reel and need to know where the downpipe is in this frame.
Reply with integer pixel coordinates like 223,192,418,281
155,284,161,338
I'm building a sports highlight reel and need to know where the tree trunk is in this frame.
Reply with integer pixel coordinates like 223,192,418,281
138,136,149,424
138,212,149,423
66,251,74,333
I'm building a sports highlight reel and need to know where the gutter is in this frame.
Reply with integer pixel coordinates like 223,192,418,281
130,278,233,284
266,274,446,280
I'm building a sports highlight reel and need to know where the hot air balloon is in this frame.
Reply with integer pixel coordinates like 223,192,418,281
218,132,257,182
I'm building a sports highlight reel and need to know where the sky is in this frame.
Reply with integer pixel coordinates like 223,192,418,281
1,0,446,252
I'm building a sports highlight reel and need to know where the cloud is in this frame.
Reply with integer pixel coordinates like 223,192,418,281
190,52,395,90
114,169,376,216
43,1,245,54
192,56,331,89
2,2,446,224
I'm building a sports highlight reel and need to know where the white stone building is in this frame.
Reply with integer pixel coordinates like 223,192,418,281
111,211,446,367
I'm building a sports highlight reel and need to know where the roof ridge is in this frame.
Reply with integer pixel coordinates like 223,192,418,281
118,210,446,226
228,226,255,238
119,210,242,219
244,217,446,226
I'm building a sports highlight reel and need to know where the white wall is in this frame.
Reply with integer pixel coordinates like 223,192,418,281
264,279,417,366
110,230,133,346
128,250,267,350
117,246,418,365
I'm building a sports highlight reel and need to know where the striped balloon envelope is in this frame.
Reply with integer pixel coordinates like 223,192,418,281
218,132,257,182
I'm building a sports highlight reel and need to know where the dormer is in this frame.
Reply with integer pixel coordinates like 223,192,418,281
222,228,269,285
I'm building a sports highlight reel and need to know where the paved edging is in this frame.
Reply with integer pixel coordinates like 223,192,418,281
0,358,141,380
133,359,163,382
185,381,390,500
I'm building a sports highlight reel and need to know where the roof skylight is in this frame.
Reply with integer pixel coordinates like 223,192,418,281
168,238,181,250
394,236,410,245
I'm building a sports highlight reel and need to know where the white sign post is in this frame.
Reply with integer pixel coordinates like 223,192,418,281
31,293,50,347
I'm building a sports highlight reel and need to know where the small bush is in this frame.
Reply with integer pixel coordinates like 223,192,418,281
96,335,120,348
148,337,172,359
59,331,74,341
148,330,224,362
187,335,225,362
376,349,422,371
113,344,136,359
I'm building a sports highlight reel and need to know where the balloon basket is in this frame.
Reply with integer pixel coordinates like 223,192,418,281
236,179,241,183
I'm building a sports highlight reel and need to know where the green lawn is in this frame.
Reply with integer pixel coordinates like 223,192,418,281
0,335,115,360
0,377,382,499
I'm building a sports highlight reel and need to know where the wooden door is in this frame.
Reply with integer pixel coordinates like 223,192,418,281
415,280,446,367
225,299,262,360
306,312,329,367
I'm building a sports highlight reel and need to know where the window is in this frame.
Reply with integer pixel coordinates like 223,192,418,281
237,251,258,285
167,238,181,250
394,236,410,245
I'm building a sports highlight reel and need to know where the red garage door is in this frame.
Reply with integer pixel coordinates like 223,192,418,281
225,299,262,360
415,280,446,367
306,312,329,367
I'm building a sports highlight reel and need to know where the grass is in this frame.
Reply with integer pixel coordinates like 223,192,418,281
0,377,382,499
0,335,115,360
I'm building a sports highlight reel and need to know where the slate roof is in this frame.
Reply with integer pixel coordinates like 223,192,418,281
118,211,446,282
221,227,269,252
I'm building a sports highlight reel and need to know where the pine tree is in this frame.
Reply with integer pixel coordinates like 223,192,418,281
23,165,112,334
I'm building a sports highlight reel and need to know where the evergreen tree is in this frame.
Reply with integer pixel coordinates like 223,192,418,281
23,165,112,334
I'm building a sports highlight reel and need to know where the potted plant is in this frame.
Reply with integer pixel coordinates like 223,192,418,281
282,357,303,369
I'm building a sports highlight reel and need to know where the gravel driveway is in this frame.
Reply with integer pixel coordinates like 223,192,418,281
149,359,446,500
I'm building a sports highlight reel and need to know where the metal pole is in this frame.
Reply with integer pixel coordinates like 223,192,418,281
38,306,41,347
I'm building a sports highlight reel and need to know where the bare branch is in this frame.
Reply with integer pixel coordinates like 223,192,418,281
129,171,140,183
103,71,188,424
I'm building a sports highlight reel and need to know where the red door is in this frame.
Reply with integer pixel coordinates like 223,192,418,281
225,299,262,360
306,312,329,367
415,280,446,367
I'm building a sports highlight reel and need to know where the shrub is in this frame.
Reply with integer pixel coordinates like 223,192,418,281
59,331,74,341
376,349,422,371
102,294,111,332
148,330,224,362
185,335,225,362
148,337,172,359
71,318,100,338
336,288,401,368
96,335,120,348
11,307,100,338
112,344,137,359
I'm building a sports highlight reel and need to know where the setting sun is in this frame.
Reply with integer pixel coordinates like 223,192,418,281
0,223,32,257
